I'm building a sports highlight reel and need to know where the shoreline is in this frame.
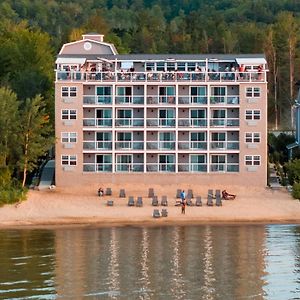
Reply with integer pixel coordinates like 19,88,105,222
0,186,299,229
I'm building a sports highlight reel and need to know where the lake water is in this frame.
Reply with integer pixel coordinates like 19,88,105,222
0,224,299,300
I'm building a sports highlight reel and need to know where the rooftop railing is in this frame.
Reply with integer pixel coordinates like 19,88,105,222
56,70,266,83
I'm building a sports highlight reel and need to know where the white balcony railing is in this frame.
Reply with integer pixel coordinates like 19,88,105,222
146,141,176,150
210,96,239,105
210,141,239,150
83,118,112,127
178,118,207,127
83,141,112,150
210,118,239,127
115,141,144,150
210,163,239,172
146,118,176,127
178,141,207,150
115,118,144,127
178,163,207,172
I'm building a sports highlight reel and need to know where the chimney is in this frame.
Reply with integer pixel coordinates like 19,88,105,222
82,33,104,42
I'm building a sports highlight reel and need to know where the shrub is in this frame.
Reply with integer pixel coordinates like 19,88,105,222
292,182,300,199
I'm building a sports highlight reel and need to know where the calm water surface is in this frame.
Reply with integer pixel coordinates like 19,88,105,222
0,224,299,300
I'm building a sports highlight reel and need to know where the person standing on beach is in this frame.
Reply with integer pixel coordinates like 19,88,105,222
180,190,185,203
181,199,186,214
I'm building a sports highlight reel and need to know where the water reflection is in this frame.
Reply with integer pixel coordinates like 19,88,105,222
0,225,299,299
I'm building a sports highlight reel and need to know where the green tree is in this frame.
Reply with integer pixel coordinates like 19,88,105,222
18,95,53,187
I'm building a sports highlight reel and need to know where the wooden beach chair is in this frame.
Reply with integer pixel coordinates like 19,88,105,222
207,189,214,206
187,189,193,199
161,195,168,206
176,189,182,198
195,196,202,206
153,209,161,218
136,196,143,207
161,208,168,217
119,189,126,198
152,196,159,206
186,198,194,206
148,188,155,198
215,189,222,206
105,187,112,196
128,196,135,206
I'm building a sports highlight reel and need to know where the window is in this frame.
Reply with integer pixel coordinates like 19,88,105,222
61,155,77,166
245,110,260,120
61,86,77,97
246,87,260,97
61,109,77,120
61,132,77,143
211,86,226,96
245,155,260,166
245,132,260,143
191,86,207,96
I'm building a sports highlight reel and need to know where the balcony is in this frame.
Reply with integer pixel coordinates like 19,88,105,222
147,96,176,105
210,141,239,150
146,163,175,172
115,118,144,127
178,163,207,172
116,163,144,172
146,118,176,127
115,96,144,105
210,118,239,127
146,141,176,150
178,118,207,127
83,118,112,127
178,96,207,105
83,163,112,172
56,70,266,83
210,96,239,105
83,96,112,105
83,141,112,150
210,163,239,172
115,141,144,150
178,141,207,150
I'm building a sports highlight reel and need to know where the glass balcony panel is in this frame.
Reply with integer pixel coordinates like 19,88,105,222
210,164,226,172
192,96,207,104
227,96,239,105
227,164,239,172
159,164,175,172
210,96,225,105
159,141,175,150
190,164,207,172
147,96,159,104
147,142,158,150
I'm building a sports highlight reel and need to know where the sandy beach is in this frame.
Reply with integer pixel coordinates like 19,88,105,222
0,184,299,228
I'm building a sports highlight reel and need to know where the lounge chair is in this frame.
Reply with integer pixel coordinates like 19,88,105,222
148,188,155,198
152,196,159,206
207,189,214,206
128,196,135,206
161,208,168,217
119,189,126,198
161,195,168,206
186,198,194,206
195,196,202,206
105,187,112,196
107,200,114,206
215,189,222,206
136,196,143,207
187,189,193,199
176,189,182,198
153,209,161,218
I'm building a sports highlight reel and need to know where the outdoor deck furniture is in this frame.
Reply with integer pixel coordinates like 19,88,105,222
119,189,126,198
128,196,135,206
136,196,143,207
186,198,194,206
152,196,159,206
161,195,168,206
195,196,202,206
148,188,155,198
107,200,114,206
161,208,168,217
153,209,161,218
105,187,112,196
176,189,182,198
215,189,222,206
207,189,214,206
187,189,193,199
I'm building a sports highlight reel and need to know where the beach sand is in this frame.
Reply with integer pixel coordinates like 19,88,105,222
0,184,299,227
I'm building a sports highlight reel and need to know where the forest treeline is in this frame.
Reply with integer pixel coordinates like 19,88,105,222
0,0,299,197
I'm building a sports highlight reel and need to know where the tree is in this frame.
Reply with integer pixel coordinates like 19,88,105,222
18,95,53,187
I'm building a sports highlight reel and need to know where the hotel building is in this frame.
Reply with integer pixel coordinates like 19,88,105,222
55,33,268,187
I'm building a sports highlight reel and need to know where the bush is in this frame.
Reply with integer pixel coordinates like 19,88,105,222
292,182,300,199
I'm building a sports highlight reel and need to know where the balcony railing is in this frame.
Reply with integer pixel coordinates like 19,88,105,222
83,118,112,127
83,141,112,150
147,96,176,105
210,118,239,127
146,118,176,127
178,141,207,150
83,96,112,105
178,96,207,105
210,141,239,150
146,163,175,172
115,118,144,127
210,96,239,105
115,141,144,150
146,141,176,150
56,70,266,83
178,163,207,172
115,96,144,105
178,118,207,127
210,163,239,172
116,163,144,172
83,163,112,172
